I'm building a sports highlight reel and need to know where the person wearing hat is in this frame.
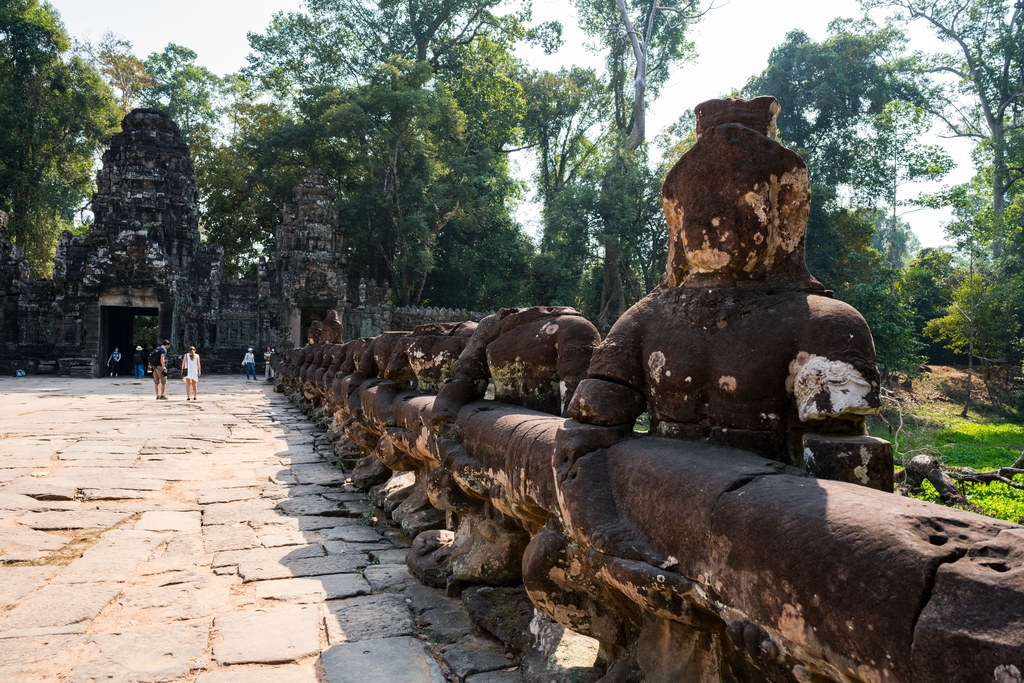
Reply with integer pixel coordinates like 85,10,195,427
132,346,146,378
243,347,257,381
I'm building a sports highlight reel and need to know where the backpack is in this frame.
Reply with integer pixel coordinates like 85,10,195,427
149,348,164,367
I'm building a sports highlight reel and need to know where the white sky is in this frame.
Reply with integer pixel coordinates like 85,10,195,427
51,0,977,248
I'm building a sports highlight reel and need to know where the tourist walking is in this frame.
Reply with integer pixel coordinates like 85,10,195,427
133,346,145,378
181,346,201,401
107,347,121,377
151,340,170,400
243,348,257,381
264,346,275,381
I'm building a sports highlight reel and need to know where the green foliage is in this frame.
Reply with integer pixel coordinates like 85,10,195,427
0,0,120,275
902,248,958,363
924,266,1022,362
838,276,925,378
140,43,222,143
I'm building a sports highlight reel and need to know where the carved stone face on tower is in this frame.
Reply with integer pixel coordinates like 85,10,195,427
661,96,817,290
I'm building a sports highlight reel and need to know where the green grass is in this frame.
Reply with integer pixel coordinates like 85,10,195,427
871,408,1024,524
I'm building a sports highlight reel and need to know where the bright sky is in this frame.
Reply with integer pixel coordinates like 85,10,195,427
51,0,977,248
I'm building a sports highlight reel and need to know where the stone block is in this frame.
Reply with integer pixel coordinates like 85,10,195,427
18,510,127,530
66,622,208,683
442,635,511,681
213,605,320,665
195,667,319,683
320,637,444,683
0,582,122,631
0,566,59,607
364,564,417,591
256,574,371,602
239,553,370,582
323,594,415,644
320,525,384,543
803,433,894,491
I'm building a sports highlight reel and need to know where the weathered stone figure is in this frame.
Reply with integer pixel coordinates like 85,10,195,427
320,309,345,344
569,96,891,483
275,97,1024,683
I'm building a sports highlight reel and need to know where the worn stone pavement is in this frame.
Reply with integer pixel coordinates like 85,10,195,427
0,375,461,683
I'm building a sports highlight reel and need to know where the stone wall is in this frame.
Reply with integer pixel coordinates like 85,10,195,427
0,114,401,375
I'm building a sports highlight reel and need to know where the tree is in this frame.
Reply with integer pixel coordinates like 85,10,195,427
140,43,221,143
902,247,958,363
83,31,152,113
244,0,554,96
744,20,928,291
573,0,706,150
862,0,1024,254
851,100,953,290
0,0,120,274
924,175,1020,414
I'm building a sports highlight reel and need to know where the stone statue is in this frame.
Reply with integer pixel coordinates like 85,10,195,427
274,96,1024,683
320,309,345,343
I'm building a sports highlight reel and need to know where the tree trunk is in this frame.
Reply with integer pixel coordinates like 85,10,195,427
960,254,975,418
597,237,626,333
992,122,1006,257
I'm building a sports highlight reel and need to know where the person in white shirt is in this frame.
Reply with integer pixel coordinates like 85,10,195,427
243,348,256,381
181,346,201,401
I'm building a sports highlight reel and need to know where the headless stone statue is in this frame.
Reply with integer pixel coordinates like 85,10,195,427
320,309,345,344
568,96,891,486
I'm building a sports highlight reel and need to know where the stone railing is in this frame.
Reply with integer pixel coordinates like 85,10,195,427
273,95,1023,683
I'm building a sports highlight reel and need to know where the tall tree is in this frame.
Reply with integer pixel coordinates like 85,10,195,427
0,0,120,274
863,0,1024,253
553,0,707,328
851,100,953,289
83,31,152,113
140,43,221,143
744,20,927,290
573,0,706,150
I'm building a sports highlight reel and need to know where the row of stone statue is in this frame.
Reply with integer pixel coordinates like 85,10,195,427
277,98,1022,683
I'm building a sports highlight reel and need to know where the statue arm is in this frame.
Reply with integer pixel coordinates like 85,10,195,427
567,317,647,427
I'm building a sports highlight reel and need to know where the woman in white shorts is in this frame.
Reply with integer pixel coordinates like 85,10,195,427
181,346,201,401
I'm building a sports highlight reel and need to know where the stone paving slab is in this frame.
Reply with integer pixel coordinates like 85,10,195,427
18,510,129,529
324,594,415,644
66,622,208,683
5,479,79,500
0,582,122,631
275,497,346,517
198,489,260,504
0,492,79,511
195,667,319,683
290,464,349,486
255,574,371,602
0,566,60,606
239,553,370,582
211,544,323,568
319,525,384,543
364,565,418,591
255,525,312,547
0,634,83,681
80,488,156,501
0,526,66,559
136,510,202,533
52,529,167,584
202,522,261,553
213,604,320,665
320,637,445,683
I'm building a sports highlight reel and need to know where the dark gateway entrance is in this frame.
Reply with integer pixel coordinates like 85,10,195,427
100,306,159,376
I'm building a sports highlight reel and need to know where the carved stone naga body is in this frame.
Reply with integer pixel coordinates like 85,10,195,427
279,98,1024,683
